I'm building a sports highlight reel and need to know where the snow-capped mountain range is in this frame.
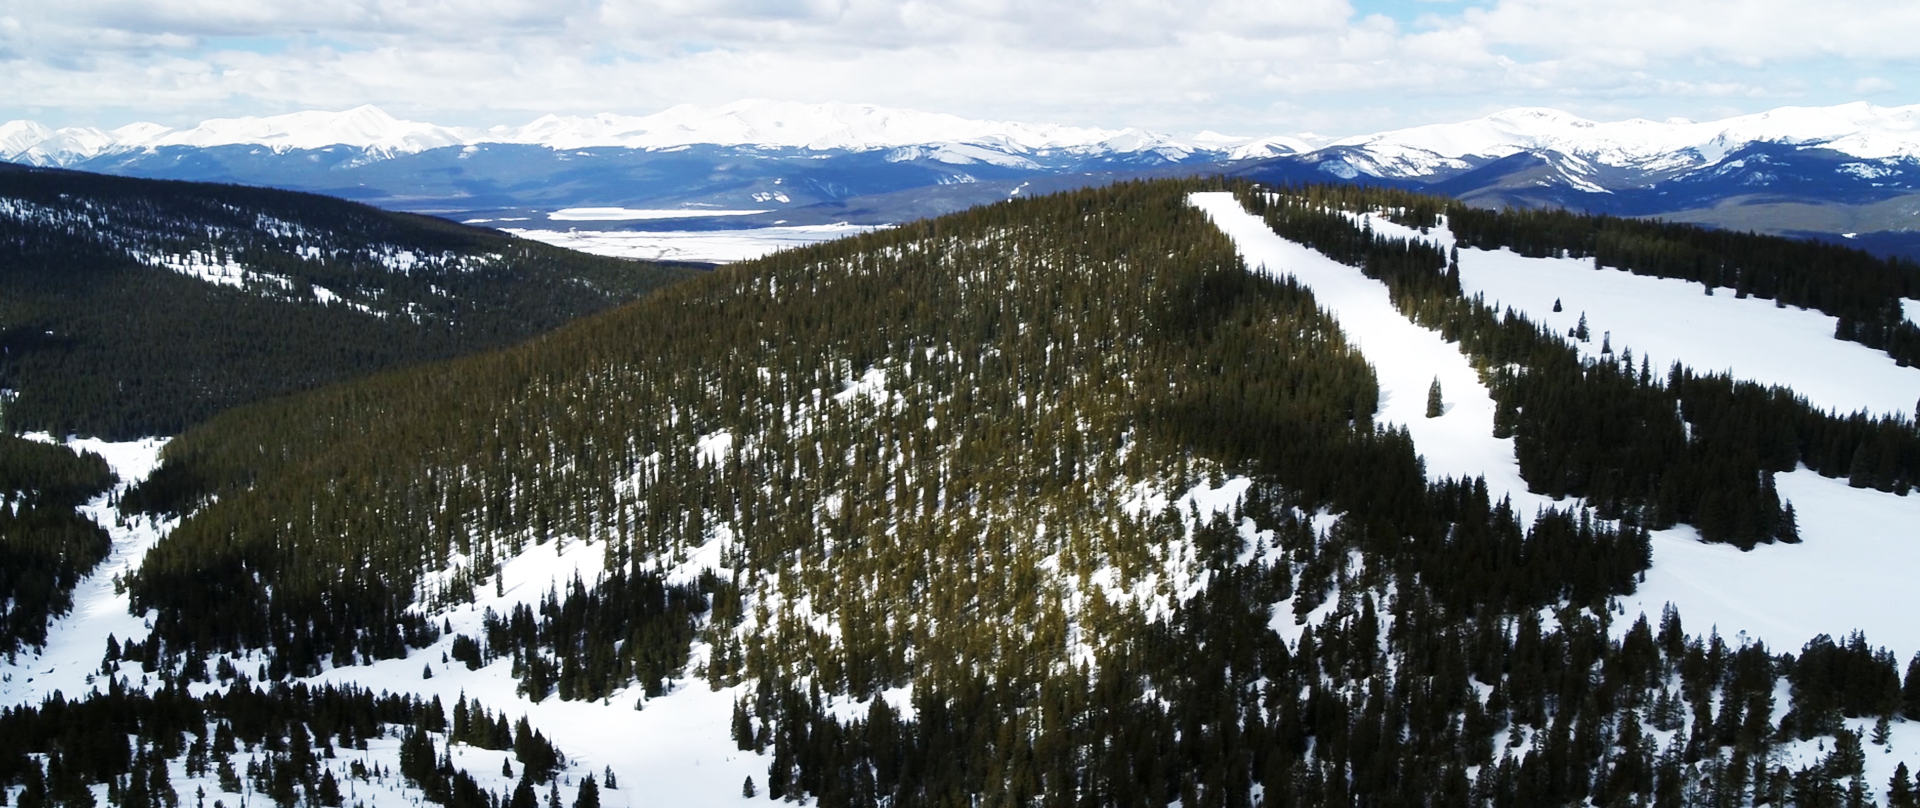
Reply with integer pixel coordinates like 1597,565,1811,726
5,99,1920,258
7,99,1919,174
0,100,1307,167
1319,103,1920,177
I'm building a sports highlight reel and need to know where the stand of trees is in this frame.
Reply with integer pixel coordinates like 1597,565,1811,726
0,680,566,808
0,434,115,655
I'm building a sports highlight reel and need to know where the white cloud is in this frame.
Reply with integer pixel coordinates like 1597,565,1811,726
2,0,1915,135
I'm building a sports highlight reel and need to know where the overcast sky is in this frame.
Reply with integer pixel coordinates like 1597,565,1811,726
1,0,1914,137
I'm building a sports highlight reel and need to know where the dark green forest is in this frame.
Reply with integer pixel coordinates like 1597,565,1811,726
6,177,1920,806
0,164,699,439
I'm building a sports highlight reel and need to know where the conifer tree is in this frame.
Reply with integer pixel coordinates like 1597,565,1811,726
1427,378,1444,418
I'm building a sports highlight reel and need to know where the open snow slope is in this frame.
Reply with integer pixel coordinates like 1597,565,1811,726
0,436,769,806
1358,213,1920,419
1196,193,1920,671
1621,469,1920,662
1190,192,1563,523
0,436,170,707
305,535,771,808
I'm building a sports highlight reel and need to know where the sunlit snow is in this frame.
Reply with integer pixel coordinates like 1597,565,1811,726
1198,190,1920,697
1191,192,1564,523
1358,213,1920,419
507,223,880,264
546,207,770,221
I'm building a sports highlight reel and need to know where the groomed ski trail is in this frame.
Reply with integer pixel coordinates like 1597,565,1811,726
1189,191,1564,521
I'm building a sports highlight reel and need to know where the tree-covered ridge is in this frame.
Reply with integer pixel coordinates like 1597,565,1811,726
0,434,114,656
0,164,701,439
122,177,1402,675
84,178,1920,807
1237,183,1920,550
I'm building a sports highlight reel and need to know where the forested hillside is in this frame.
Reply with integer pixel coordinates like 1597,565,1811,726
6,178,1920,807
0,164,700,439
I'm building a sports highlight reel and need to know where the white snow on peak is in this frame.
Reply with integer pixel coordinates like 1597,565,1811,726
140,104,469,154
483,99,1203,156
6,100,1918,172
0,100,1283,166
1325,102,1920,176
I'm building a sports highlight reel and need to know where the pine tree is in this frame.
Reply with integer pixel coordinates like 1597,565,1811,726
1891,763,1916,808
1904,653,1920,719
743,776,757,798
1427,378,1444,419
572,775,599,808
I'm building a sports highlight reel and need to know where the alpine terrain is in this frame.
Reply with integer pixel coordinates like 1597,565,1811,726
6,101,1920,259
5,168,1920,808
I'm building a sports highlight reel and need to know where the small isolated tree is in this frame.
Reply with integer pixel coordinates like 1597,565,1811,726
573,775,599,808
1873,714,1893,746
1576,313,1590,342
743,776,757,798
1552,298,1563,312
1426,377,1444,419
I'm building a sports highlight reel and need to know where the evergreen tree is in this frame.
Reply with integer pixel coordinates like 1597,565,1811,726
1427,377,1444,418
572,775,598,808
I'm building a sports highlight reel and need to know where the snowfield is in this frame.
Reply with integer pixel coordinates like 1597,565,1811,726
507,223,881,264
1358,212,1920,420
545,207,771,221
1623,469,1920,665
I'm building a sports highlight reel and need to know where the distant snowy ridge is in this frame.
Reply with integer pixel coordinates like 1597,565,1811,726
9,100,1920,176
0,99,1302,167
1322,102,1920,178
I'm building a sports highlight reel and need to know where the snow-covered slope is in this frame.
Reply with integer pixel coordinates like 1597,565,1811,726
1197,191,1920,670
1355,212,1920,419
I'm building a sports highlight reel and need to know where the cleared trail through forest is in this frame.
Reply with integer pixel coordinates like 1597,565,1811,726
1189,192,1564,523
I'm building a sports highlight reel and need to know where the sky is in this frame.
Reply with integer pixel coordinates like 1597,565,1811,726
0,0,1914,137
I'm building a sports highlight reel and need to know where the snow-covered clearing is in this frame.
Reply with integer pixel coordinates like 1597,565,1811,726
507,223,880,264
1190,192,1563,521
1621,468,1920,664
1358,213,1920,420
0,435,765,806
1197,191,1920,676
315,533,769,808
0,435,170,708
